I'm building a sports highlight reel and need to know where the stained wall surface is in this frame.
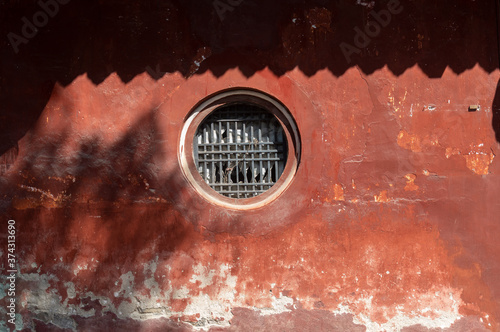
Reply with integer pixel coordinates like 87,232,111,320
1,0,500,331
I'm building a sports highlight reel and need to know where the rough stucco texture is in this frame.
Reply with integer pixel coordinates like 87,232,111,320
1,0,500,331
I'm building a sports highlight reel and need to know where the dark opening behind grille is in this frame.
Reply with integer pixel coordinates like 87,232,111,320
193,103,288,199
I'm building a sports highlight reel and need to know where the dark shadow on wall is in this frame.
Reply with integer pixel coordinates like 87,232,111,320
0,0,499,155
0,109,229,330
0,108,207,219
493,79,500,143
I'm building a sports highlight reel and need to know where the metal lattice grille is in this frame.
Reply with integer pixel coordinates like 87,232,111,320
194,104,288,199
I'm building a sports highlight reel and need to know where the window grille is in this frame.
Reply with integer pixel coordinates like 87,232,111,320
193,103,288,199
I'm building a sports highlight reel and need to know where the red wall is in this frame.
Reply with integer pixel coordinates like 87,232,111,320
1,0,500,331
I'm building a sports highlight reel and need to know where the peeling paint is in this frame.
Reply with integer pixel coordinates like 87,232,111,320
333,183,345,201
397,130,422,152
465,152,495,175
404,174,419,191
332,286,463,331
374,190,390,202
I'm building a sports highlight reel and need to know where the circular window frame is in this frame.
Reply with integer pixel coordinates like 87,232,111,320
179,88,301,210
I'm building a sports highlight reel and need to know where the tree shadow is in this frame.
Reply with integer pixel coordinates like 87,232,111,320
0,106,232,329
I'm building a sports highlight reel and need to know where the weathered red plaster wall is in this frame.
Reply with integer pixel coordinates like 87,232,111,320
1,0,500,331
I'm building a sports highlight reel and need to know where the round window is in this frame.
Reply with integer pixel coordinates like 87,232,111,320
179,89,300,209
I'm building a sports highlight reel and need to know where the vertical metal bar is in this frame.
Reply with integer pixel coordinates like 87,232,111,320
218,121,222,190
266,119,271,184
278,127,284,175
258,125,263,192
251,125,255,194
210,122,215,183
227,120,233,197
242,122,247,192
226,120,230,185
235,120,239,197
260,118,267,185
274,152,278,184
203,126,207,183
210,122,214,144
